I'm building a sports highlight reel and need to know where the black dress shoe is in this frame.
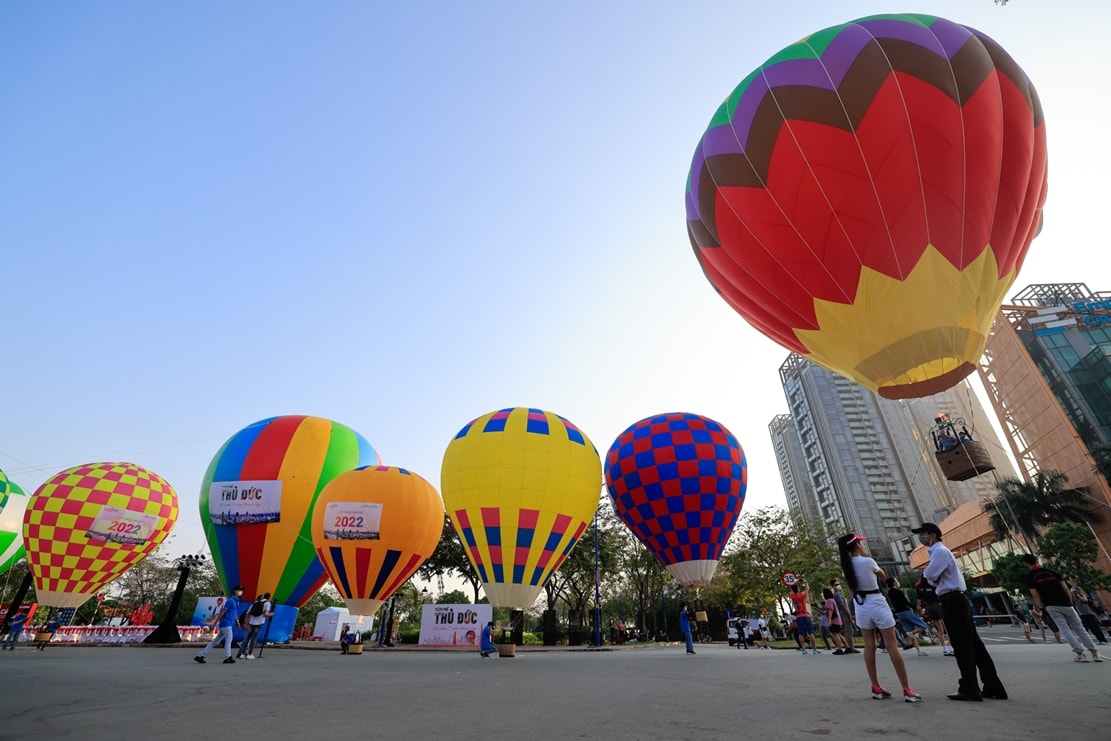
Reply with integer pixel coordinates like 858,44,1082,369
981,689,1008,700
947,692,983,702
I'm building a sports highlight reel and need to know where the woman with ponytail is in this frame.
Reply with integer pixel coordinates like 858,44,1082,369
837,533,922,703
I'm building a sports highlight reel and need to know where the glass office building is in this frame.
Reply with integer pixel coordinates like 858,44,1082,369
977,283,1111,574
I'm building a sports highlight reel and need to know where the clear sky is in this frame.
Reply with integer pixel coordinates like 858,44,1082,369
3,1,1110,559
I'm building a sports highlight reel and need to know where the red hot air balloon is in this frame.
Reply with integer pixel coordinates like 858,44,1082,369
605,413,747,586
686,14,1047,399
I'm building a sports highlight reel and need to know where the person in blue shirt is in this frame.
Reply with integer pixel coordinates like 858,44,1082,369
36,614,60,650
679,602,695,654
480,621,499,657
194,585,243,664
3,610,28,650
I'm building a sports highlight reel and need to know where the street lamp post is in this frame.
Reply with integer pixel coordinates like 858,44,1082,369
144,554,206,644
593,508,602,647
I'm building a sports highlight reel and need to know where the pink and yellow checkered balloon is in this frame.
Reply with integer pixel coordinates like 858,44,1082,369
24,462,179,608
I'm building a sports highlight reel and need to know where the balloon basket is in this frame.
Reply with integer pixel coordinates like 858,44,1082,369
347,643,364,655
498,644,516,658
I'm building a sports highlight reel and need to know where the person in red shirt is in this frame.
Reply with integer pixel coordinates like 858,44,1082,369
789,578,820,654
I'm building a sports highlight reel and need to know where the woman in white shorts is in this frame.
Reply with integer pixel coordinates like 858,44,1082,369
837,533,921,703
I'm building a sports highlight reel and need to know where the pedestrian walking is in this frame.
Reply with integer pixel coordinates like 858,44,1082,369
914,523,1006,701
194,585,243,664
237,592,271,659
885,578,929,656
837,533,921,703
915,577,952,656
821,588,851,655
1022,554,1103,663
830,579,859,653
1071,587,1108,645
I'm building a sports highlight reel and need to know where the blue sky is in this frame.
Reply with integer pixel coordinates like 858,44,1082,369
3,1,1110,559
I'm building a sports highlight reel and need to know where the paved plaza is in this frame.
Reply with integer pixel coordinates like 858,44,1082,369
0,625,1108,740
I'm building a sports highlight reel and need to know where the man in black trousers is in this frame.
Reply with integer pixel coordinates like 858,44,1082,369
913,523,1007,701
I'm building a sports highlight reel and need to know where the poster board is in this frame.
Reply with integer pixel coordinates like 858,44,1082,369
417,604,492,647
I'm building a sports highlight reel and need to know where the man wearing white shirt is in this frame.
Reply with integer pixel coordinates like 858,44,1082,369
914,523,1006,702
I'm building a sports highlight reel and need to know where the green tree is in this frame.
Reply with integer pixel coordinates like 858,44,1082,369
985,470,1096,549
990,552,1032,596
0,558,33,606
418,515,482,603
1091,442,1111,487
717,506,839,616
111,547,178,621
436,589,469,604
1038,522,1111,593
548,500,622,615
296,588,343,630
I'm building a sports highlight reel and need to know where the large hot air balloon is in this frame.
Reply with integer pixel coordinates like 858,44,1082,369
311,465,444,615
605,413,747,586
200,415,379,608
441,407,602,608
686,14,1047,399
22,462,179,608
0,468,30,576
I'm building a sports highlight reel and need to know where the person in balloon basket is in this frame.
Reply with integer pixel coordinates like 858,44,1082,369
837,534,921,703
480,621,499,657
914,523,1006,701
195,585,243,664
2,609,28,651
679,602,695,654
237,592,272,660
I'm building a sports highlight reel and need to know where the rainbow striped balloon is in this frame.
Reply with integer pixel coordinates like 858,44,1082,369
0,468,30,576
200,415,380,607
23,462,179,608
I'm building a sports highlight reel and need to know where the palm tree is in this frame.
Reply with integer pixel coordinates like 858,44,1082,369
983,470,1097,553
1091,442,1111,488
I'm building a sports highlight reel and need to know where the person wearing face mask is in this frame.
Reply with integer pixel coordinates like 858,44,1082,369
914,523,1006,701
194,585,244,665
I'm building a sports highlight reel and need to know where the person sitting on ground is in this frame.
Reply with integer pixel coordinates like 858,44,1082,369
480,621,499,657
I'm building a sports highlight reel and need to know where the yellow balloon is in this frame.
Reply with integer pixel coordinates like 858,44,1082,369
441,407,602,608
311,465,444,615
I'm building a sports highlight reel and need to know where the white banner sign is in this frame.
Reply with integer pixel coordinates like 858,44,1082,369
322,501,383,540
418,604,492,647
208,480,283,525
86,505,158,545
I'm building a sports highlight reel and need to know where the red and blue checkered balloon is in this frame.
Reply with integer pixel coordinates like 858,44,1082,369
605,413,747,586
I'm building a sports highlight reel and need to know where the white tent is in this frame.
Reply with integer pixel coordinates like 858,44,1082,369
313,606,374,641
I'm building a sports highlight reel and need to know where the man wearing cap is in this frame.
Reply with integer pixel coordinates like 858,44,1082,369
913,523,1006,701
194,585,244,665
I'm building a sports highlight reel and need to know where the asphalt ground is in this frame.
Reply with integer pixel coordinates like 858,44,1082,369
0,624,1108,740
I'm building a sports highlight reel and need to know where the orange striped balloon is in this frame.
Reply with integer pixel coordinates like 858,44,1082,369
311,465,443,615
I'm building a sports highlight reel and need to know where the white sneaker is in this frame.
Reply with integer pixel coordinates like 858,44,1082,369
244,654,255,659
